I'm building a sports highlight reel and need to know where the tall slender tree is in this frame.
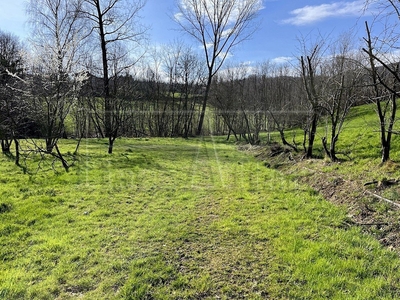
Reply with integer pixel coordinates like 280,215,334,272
363,21,399,163
362,0,400,163
174,0,262,135
81,0,146,153
299,47,324,158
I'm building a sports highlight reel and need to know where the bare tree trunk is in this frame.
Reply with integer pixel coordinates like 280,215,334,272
93,1,113,153
381,93,397,162
197,76,212,135
278,129,298,152
306,112,318,158
83,0,146,153
108,136,115,155
14,138,20,166
300,52,322,159
1,139,12,154
46,138,57,153
54,143,69,171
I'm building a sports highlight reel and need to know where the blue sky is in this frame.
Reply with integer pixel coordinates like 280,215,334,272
0,0,378,64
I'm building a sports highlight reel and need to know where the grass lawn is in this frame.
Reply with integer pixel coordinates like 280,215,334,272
1,136,400,299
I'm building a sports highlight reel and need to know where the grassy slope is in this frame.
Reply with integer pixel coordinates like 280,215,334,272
1,132,400,298
278,103,400,193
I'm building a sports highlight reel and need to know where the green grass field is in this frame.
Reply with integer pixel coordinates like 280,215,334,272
2,104,400,299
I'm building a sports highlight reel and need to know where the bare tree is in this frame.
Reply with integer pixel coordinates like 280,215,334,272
239,71,267,144
0,31,22,153
211,62,269,144
361,1,400,163
298,33,329,158
366,0,400,20
320,33,365,161
161,42,205,137
25,0,88,171
81,0,147,154
262,62,303,151
210,63,248,141
138,50,172,137
363,21,399,163
174,0,262,135
0,30,28,162
28,0,87,153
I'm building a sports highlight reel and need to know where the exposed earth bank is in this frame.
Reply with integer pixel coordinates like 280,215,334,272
240,143,400,254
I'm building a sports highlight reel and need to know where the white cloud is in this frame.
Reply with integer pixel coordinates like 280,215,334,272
282,1,366,26
174,12,184,22
179,0,264,24
271,56,295,64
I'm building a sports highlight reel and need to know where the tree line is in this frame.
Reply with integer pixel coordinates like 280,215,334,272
0,0,399,172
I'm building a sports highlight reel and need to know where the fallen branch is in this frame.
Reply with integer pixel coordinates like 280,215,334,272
365,190,400,209
364,180,379,186
270,149,285,157
356,222,389,226
364,179,399,187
